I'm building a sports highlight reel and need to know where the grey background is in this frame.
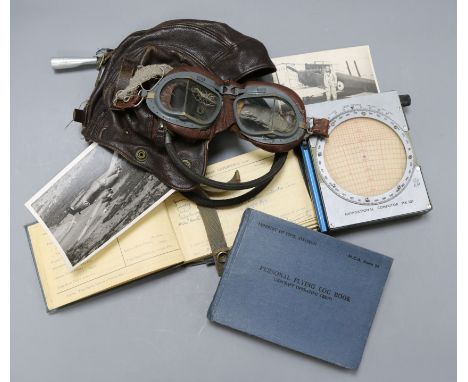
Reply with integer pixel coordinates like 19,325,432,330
11,0,456,381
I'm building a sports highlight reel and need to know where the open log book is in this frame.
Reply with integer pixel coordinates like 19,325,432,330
27,150,317,310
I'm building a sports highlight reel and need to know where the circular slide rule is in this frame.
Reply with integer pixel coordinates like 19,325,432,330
315,106,415,205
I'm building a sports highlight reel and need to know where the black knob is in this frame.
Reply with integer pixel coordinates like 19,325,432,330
399,94,411,107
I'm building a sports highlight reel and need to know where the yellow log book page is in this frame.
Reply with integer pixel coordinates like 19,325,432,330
166,150,317,263
28,206,184,311
27,149,316,310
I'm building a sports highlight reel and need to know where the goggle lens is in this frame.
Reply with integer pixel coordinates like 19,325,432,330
236,97,298,138
160,78,220,125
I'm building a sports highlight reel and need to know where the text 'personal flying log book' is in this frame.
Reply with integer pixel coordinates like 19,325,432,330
207,209,393,369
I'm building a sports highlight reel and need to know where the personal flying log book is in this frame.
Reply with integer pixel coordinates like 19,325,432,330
207,209,393,369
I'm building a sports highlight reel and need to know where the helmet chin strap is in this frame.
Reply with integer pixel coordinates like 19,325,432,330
164,131,288,207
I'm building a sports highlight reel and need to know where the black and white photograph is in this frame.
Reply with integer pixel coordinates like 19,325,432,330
26,143,173,269
272,46,379,105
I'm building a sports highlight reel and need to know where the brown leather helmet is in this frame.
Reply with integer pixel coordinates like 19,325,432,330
74,19,277,195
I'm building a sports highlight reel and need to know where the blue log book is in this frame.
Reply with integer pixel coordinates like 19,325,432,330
207,209,393,369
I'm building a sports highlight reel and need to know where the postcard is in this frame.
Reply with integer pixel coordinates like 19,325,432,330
272,45,379,104
26,143,174,269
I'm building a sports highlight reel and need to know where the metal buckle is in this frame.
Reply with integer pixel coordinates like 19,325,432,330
212,248,230,276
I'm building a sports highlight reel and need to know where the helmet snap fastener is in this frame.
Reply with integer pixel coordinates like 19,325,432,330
182,159,192,168
135,149,147,162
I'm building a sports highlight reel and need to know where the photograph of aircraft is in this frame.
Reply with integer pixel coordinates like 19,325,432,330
26,144,172,268
272,46,379,104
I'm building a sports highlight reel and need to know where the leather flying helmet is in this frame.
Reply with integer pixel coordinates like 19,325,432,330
73,20,324,206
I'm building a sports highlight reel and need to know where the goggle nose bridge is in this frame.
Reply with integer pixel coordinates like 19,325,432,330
218,82,244,97
216,83,271,98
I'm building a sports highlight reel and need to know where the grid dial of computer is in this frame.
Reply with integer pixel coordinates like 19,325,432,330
323,117,407,197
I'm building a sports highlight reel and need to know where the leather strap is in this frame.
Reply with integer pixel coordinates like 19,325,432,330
115,59,136,93
110,58,137,109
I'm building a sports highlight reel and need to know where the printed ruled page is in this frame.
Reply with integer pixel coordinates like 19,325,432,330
165,150,317,263
28,205,183,310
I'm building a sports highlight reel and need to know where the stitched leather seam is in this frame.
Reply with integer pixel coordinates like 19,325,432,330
153,23,230,47
151,43,210,68
210,36,253,65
